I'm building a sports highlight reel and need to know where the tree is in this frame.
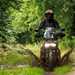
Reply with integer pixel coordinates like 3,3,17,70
0,0,22,42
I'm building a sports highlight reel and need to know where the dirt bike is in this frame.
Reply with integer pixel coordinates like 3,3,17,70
40,27,65,70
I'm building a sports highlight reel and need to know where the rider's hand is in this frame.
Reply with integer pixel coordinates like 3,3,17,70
61,28,65,32
35,29,39,32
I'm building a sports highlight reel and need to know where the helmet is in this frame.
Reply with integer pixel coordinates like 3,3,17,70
45,9,54,17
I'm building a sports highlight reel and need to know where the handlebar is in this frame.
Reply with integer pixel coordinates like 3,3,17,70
55,31,65,38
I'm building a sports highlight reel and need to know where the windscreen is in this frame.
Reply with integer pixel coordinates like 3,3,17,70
44,27,54,39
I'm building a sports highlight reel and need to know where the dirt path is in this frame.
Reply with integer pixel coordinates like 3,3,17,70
44,72,54,75
66,71,75,75
44,67,75,75
66,67,75,75
44,71,75,75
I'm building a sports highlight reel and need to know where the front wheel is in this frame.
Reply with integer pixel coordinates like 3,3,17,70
40,47,61,69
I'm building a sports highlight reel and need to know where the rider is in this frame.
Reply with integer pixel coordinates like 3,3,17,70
36,9,61,39
38,9,60,31
38,9,61,69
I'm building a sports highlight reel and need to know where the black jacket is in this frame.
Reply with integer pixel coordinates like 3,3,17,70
38,19,60,30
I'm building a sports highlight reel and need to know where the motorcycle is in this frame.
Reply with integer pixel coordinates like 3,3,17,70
40,27,65,70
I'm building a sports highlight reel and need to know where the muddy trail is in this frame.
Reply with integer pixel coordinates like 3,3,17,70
44,71,54,75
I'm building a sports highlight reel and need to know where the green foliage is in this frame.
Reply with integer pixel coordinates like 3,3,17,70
0,51,30,64
0,67,44,75
0,0,22,42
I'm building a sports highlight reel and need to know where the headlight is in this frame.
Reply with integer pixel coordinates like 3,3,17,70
45,43,56,48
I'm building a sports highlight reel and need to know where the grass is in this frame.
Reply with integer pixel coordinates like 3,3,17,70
0,65,72,75
0,67,44,75
54,65,72,75
0,42,43,65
